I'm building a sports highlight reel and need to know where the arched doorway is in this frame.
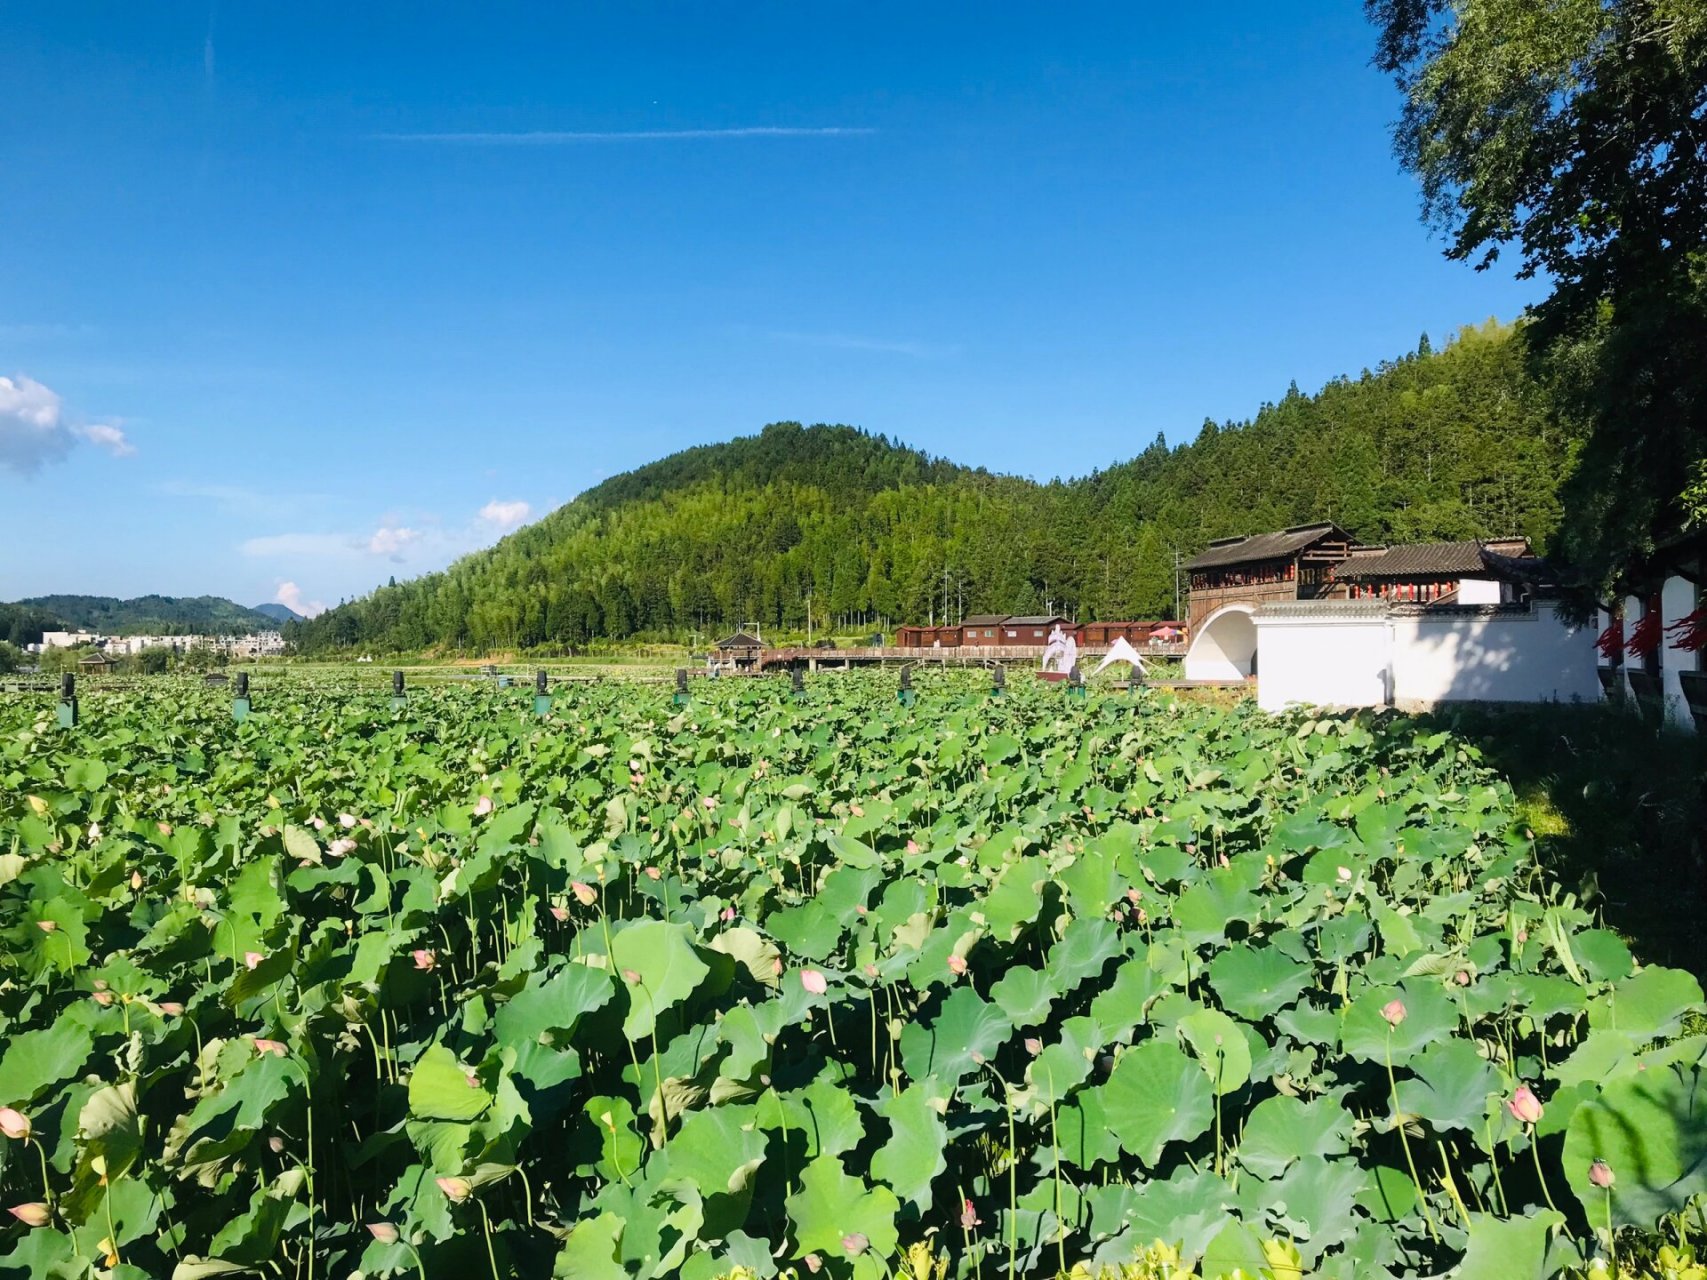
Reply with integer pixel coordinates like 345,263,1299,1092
1184,604,1258,681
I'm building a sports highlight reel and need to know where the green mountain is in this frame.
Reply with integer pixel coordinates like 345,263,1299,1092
7,594,281,637
252,602,305,624
290,319,1576,654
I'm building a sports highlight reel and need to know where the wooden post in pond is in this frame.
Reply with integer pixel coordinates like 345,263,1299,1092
534,669,552,717
791,666,805,701
233,671,251,722
1068,663,1086,700
391,670,407,712
898,665,915,707
57,672,78,729
674,668,690,706
992,664,1006,699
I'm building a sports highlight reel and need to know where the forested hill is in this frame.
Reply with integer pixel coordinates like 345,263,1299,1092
4,595,280,639
289,319,1577,653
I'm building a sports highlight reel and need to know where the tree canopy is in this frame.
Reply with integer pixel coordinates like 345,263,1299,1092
1369,0,1707,599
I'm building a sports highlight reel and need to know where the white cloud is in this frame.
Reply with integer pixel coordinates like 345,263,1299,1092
0,373,135,475
74,422,136,457
478,499,532,531
276,581,326,619
366,524,422,559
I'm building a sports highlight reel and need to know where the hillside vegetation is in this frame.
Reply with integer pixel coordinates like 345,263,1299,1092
291,320,1575,654
0,595,280,642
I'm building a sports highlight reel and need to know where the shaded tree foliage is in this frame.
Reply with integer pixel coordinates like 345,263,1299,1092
1369,0,1707,602
291,327,1575,654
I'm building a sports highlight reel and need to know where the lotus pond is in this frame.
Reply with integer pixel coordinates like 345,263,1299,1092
0,673,1703,1280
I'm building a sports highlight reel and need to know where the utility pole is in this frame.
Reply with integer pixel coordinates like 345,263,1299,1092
805,591,812,648
1173,549,1183,622
941,565,951,627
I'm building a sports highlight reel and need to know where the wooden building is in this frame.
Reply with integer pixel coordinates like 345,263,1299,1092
997,615,1073,646
1334,538,1534,605
895,624,963,647
955,615,1011,648
1185,523,1353,631
1078,620,1184,647
714,631,764,669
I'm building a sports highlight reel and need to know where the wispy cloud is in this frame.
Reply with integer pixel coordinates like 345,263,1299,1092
478,498,532,530
369,126,875,144
241,499,535,566
764,330,961,360
0,373,134,475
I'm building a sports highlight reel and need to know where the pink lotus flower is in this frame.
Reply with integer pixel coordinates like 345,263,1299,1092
906,839,921,855
803,1255,822,1274
960,1197,982,1229
473,795,494,817
630,772,644,786
549,905,569,923
1025,1038,1042,1056
622,968,642,984
157,821,173,836
130,870,143,890
436,1176,472,1202
338,813,357,829
366,1223,400,1244
1336,866,1352,883
864,964,879,977
849,803,864,817
0,1108,30,1141
35,921,57,934
310,816,326,831
842,1233,870,1256
412,949,436,972
7,1202,50,1228
947,955,968,976
701,796,717,810
328,838,356,857
1455,970,1472,986
720,907,736,922
800,969,828,995
644,866,661,880
1126,887,1143,902
244,952,264,970
92,991,114,1007
1508,1085,1544,1126
1380,999,1407,1029
157,1002,184,1017
253,1038,287,1057
571,881,598,907
1589,1159,1615,1189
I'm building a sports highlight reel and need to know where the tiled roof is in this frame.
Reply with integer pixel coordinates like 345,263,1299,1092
1005,615,1070,626
716,632,762,648
1334,540,1535,582
1185,523,1346,570
959,615,1010,627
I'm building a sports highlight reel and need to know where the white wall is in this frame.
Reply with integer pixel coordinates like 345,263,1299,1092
1256,613,1390,712
1458,577,1503,605
1659,574,1699,729
1183,606,1258,682
1254,602,1599,712
1390,606,1599,707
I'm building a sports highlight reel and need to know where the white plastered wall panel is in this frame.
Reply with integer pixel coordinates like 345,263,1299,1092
1254,609,1390,712
1388,606,1599,707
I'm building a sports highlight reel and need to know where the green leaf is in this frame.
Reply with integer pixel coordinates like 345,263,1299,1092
872,1085,948,1212
1586,966,1704,1040
899,987,1011,1085
553,1211,628,1280
494,963,612,1044
1178,1008,1251,1096
1452,1209,1564,1280
1395,1039,1502,1133
1097,1038,1213,1168
1340,982,1459,1064
1237,1093,1353,1179
608,921,711,1040
1208,945,1312,1021
0,1020,93,1106
408,1044,492,1123
1563,1043,1707,1228
786,1156,901,1262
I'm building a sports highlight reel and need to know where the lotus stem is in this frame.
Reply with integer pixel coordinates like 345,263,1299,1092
1528,1128,1559,1215
1387,1031,1439,1244
477,1197,500,1280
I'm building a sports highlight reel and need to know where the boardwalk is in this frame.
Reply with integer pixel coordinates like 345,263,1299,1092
753,643,1188,671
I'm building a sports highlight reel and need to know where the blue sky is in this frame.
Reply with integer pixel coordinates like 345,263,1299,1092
0,3,1543,615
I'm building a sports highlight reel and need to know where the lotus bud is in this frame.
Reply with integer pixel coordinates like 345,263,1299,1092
1589,1159,1615,1189
1456,969,1472,986
412,949,436,971
1025,1038,1042,1056
157,821,173,836
157,1002,184,1016
8,1203,50,1227
720,907,736,922
1380,999,1407,1028
310,816,326,830
88,822,101,840
253,1038,287,1057
473,795,493,817
35,921,57,934
1508,1085,1544,1126
244,951,264,970
92,991,114,1007
841,1233,870,1256
960,1198,982,1229
906,839,921,855
803,1254,822,1274
1336,866,1352,883
269,1135,286,1153
367,1223,400,1244
436,1176,472,1202
0,1108,30,1141
701,796,717,810
800,969,828,996
549,905,569,923
630,772,644,786
849,803,864,817
622,969,642,984
947,955,968,976
864,964,879,977
571,881,598,907
339,813,357,829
